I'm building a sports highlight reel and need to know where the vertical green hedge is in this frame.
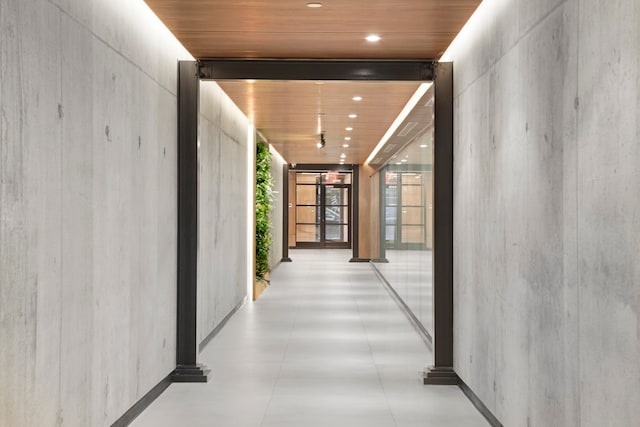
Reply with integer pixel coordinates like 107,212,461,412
255,142,273,281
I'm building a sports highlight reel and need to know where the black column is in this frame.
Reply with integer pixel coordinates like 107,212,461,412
282,164,292,262
349,165,362,262
173,60,211,383
424,62,458,385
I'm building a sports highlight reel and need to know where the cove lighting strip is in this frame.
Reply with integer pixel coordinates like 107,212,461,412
365,82,433,166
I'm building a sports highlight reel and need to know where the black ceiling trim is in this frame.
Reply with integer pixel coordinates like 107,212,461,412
198,59,435,81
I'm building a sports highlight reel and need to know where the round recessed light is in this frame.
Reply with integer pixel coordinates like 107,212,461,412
396,162,402,165
419,144,428,148
348,114,357,119
345,127,353,131
401,159,408,162
366,34,381,43
306,2,323,8
340,153,346,159
344,137,351,141
352,96,363,101
342,144,349,148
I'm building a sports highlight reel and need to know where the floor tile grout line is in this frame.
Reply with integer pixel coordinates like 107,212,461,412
349,263,400,427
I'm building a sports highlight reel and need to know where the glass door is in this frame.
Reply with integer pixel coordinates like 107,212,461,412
323,184,350,247
295,172,351,248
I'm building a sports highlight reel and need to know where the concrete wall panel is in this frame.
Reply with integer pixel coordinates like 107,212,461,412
577,0,640,425
449,0,640,425
1,0,191,425
198,81,250,343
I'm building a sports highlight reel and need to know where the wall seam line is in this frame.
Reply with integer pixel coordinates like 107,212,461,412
454,0,569,99
46,0,179,97
56,6,64,426
575,0,582,424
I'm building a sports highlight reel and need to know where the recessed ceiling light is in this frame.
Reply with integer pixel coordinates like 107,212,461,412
366,34,381,42
346,127,353,131
340,153,346,158
401,159,408,162
342,144,349,148
352,96,363,101
349,114,357,119
419,144,428,148
306,2,323,8
396,162,402,165
344,137,351,141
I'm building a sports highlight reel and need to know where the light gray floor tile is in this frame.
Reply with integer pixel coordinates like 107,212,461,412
131,249,488,427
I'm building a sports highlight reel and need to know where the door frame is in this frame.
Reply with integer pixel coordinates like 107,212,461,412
175,60,456,387
294,176,352,249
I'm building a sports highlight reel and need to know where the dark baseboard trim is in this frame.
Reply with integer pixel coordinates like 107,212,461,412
171,364,212,383
423,366,459,385
371,258,389,263
349,257,371,263
459,379,504,427
281,257,292,262
199,297,247,352
369,262,433,347
111,373,172,427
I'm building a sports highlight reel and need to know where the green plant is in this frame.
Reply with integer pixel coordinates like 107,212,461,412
255,142,273,281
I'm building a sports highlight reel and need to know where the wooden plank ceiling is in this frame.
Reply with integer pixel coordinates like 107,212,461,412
144,0,481,165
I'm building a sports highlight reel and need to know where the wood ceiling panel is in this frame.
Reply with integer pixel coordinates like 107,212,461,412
178,32,457,60
218,80,420,164
144,0,480,165
144,0,481,59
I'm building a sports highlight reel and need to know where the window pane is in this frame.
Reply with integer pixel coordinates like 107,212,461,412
385,185,398,206
401,207,424,225
325,186,349,206
385,207,397,225
296,173,320,184
296,225,320,242
325,225,348,243
402,184,423,205
325,206,348,224
401,225,424,243
296,206,319,224
296,185,318,205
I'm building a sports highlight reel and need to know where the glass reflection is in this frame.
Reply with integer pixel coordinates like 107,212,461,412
372,108,434,339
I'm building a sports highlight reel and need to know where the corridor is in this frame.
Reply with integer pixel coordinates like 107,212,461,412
131,250,487,427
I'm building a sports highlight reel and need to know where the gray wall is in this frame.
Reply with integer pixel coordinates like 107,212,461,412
449,0,640,425
197,81,250,342
269,146,286,272
0,0,253,425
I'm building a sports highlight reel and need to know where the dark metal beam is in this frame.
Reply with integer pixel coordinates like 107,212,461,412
349,165,361,262
281,164,292,262
289,163,355,171
173,60,211,383
424,62,457,385
198,60,435,81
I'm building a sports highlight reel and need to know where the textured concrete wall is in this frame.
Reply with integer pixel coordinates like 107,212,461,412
197,81,250,343
448,0,640,425
0,0,191,425
269,146,286,271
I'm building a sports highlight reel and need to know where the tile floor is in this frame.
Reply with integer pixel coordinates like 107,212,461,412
131,250,488,427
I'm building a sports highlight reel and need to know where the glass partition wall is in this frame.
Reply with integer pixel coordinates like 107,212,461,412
373,124,434,339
